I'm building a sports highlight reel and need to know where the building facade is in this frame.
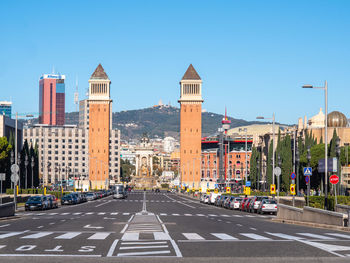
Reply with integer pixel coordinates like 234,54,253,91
88,64,113,188
0,101,12,117
39,73,65,126
23,125,120,187
79,99,89,130
178,64,203,188
0,114,23,152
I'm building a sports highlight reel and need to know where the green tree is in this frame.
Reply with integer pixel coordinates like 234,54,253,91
329,129,338,158
120,159,135,183
266,140,274,186
0,137,12,190
249,146,260,189
280,134,293,191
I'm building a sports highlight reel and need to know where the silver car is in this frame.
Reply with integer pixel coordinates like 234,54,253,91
257,199,277,215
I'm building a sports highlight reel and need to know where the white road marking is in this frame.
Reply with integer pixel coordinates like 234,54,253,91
326,233,350,239
211,233,238,240
48,213,58,215
84,225,104,229
88,232,111,240
49,223,55,225
250,227,257,231
85,212,94,215
172,214,180,216
121,233,139,240
21,232,53,239
221,215,230,217
0,232,24,239
55,232,81,239
0,224,10,228
98,212,106,215
297,233,335,240
122,241,167,245
232,215,243,217
297,240,349,257
120,245,168,250
163,195,196,208
182,233,204,240
240,233,272,240
236,224,243,227
120,224,128,234
37,226,44,229
184,214,192,216
196,214,205,216
61,213,70,215
117,250,171,256
159,213,167,216
153,232,171,240
265,232,304,240
106,239,119,257
110,212,118,215
122,213,130,215
95,200,112,207
208,214,218,217
73,213,82,215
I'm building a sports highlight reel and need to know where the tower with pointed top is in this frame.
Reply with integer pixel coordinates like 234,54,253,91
88,64,112,189
178,64,204,188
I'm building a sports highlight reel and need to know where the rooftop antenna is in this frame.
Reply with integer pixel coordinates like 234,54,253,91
74,76,79,112
52,66,55,74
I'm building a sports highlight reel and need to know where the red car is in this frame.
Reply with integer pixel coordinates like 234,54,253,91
240,197,249,211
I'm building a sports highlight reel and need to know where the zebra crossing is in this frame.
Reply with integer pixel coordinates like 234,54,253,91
0,230,348,242
18,211,274,218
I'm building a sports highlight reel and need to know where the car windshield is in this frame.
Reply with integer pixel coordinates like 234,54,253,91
257,196,268,201
87,193,94,196
28,196,41,201
235,198,242,201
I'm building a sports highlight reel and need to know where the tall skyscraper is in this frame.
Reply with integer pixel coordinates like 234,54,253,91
88,64,112,189
0,101,12,117
39,73,65,125
178,64,203,188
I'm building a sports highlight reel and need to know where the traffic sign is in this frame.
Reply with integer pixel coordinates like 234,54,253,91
226,187,231,194
290,172,296,180
290,184,296,195
329,175,339,185
10,173,19,183
303,167,312,176
246,181,251,187
270,184,276,195
274,167,281,177
199,188,202,192
206,189,210,194
11,164,19,173
0,173,5,181
305,176,310,184
214,188,219,194
245,187,251,195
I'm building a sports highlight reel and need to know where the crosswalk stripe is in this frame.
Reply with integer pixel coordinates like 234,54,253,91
221,215,230,217
232,215,243,217
88,232,111,240
183,233,204,240
85,212,94,215
98,212,106,215
73,213,81,215
153,232,171,240
0,232,24,239
55,232,81,239
122,233,139,240
117,250,171,256
48,213,58,215
196,214,205,216
326,233,350,239
21,232,54,239
121,241,167,245
123,213,130,215
61,213,70,215
120,245,168,250
208,214,218,217
159,213,167,216
172,214,180,216
297,233,335,240
240,233,272,240
184,214,192,216
265,232,303,240
111,212,118,215
211,233,238,240
245,215,256,218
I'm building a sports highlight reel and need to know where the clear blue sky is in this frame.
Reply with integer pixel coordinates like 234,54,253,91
1,0,349,124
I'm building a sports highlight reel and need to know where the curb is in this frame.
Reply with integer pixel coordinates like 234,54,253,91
272,218,350,232
0,215,21,221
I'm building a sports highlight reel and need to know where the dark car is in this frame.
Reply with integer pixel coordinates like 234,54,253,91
25,196,47,211
155,188,160,193
61,194,79,205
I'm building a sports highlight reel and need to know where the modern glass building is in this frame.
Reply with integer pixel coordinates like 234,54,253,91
0,101,12,117
39,73,65,125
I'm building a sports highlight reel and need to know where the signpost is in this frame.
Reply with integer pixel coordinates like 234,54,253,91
245,181,251,187
330,174,339,206
274,167,281,197
0,173,5,204
303,167,312,207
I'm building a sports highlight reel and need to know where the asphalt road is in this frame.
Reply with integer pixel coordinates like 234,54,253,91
1,191,350,263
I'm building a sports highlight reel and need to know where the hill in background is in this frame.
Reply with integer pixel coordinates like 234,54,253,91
63,106,263,140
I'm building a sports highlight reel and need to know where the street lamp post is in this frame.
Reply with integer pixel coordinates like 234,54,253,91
277,153,281,197
10,151,14,189
257,114,276,190
25,155,28,189
302,81,328,209
31,156,34,192
239,128,248,185
18,153,21,190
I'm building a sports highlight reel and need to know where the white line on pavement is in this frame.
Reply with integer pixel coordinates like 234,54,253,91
106,239,119,257
95,200,112,207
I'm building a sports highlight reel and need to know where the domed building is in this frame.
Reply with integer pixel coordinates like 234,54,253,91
327,111,348,128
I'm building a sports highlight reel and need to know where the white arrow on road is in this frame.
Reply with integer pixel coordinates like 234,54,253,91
84,224,104,229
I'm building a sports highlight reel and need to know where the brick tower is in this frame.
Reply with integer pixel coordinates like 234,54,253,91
178,64,203,189
88,64,112,189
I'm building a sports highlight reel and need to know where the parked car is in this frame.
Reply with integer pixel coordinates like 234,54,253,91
219,195,229,207
251,196,269,213
209,193,220,205
47,195,58,209
86,192,95,201
200,194,207,203
25,196,47,211
224,196,235,209
61,194,79,205
203,194,210,204
257,199,278,215
239,197,249,211
229,197,242,210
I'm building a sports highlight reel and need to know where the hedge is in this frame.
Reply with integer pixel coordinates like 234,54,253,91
308,196,350,211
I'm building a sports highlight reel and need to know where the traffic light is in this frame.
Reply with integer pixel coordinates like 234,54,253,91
290,184,296,195
270,184,276,195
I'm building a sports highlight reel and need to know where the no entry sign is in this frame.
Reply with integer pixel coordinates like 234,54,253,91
329,175,339,185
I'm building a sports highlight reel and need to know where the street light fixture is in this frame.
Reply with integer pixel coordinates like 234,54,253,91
302,81,328,209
